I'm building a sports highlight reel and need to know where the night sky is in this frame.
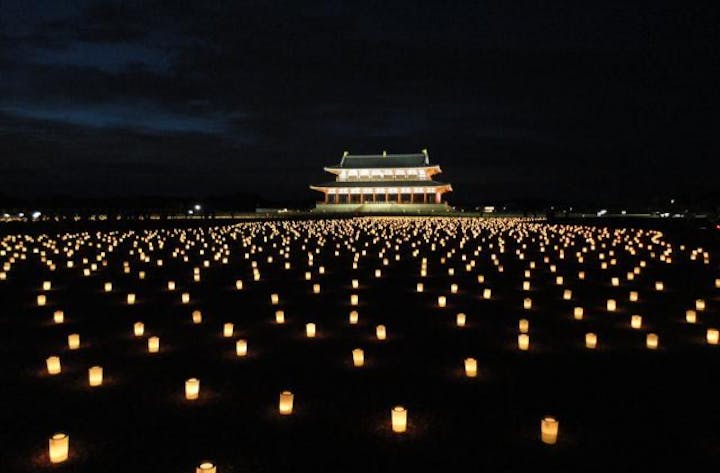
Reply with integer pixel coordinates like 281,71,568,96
1,1,718,204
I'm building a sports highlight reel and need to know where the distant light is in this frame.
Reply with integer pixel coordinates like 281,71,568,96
31,211,42,219
194,204,202,211
621,210,627,215
597,209,607,216
18,212,25,217
188,210,194,215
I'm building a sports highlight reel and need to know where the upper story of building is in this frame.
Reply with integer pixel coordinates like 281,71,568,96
324,150,442,182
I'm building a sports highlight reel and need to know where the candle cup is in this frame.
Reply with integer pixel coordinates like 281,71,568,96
223,323,234,338
279,391,294,415
88,366,103,387
49,433,69,463
518,334,530,351
236,339,248,357
391,406,407,433
46,356,61,375
464,357,477,377
306,323,316,338
352,348,364,367
185,378,200,400
541,417,559,444
196,462,216,473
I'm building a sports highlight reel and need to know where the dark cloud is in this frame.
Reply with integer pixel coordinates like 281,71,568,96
0,0,718,203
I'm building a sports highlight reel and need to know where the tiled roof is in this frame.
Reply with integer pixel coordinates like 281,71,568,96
328,153,431,169
311,180,450,188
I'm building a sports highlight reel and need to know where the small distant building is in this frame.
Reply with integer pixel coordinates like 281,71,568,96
310,150,452,212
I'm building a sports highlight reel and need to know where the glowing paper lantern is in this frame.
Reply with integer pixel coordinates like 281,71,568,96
192,310,202,324
707,328,719,345
181,292,190,304
53,310,64,324
391,406,407,433
349,310,359,324
646,333,659,349
483,288,492,299
574,307,584,320
375,269,382,278
376,325,387,340
312,284,320,294
43,281,52,291
49,433,69,463
37,294,47,306
134,322,144,336
611,277,619,287
196,462,217,473
523,280,531,291
279,391,294,415
631,315,642,329
686,310,697,324
456,313,466,327
562,289,572,300
629,291,639,302
185,378,200,400
523,298,532,310
696,299,706,311
352,348,364,367
352,279,359,289
655,281,664,291
223,323,234,337
306,323,316,338
350,294,359,306
127,293,136,305
464,357,478,377
606,299,617,312
519,319,529,334
541,417,559,445
438,296,447,308
148,336,160,353
275,310,285,324
46,356,61,375
585,332,597,349
88,366,103,387
104,282,113,292
236,280,244,290
416,282,424,293
68,333,80,350
167,281,176,291
236,339,248,356
518,334,530,351
271,293,279,305
450,283,458,294
555,276,563,286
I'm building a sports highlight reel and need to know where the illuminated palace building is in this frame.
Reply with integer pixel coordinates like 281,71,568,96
311,150,452,212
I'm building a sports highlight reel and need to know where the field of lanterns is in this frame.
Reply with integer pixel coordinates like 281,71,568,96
1,217,719,472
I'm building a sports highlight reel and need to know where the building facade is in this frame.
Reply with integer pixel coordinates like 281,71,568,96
310,150,452,211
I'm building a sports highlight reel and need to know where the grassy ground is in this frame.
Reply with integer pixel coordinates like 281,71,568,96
1,217,719,472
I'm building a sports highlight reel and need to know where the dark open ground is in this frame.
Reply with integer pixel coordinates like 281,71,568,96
1,217,719,472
